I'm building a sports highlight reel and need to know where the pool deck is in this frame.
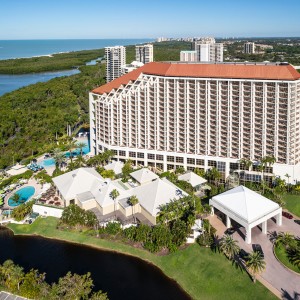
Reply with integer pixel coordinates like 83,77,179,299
35,137,90,176
3,179,43,210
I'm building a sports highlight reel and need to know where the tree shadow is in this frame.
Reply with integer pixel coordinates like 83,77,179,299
281,288,300,300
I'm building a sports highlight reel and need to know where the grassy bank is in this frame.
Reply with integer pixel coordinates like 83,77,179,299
283,194,300,218
274,244,300,274
8,217,276,300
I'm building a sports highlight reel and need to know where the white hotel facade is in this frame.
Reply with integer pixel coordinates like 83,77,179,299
89,62,300,183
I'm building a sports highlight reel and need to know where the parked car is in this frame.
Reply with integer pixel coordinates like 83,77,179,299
294,219,300,225
252,244,264,258
239,249,249,261
282,211,293,219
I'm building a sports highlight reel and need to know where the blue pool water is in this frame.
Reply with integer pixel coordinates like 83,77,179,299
41,139,90,167
42,158,56,167
8,186,35,207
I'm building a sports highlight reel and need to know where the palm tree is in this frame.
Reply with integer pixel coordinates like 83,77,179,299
285,173,291,192
219,234,240,260
128,195,139,223
66,140,77,164
10,193,21,205
53,149,66,170
275,232,296,249
110,189,120,217
77,142,86,156
246,251,266,283
287,246,300,269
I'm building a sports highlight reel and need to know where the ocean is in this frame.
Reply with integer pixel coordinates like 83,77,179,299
0,39,153,96
0,39,153,60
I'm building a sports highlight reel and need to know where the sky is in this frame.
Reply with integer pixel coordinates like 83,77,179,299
0,0,300,39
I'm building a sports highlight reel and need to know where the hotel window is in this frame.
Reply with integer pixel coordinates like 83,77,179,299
137,152,144,158
217,161,226,172
119,150,126,157
113,150,118,155
167,156,174,162
129,151,136,158
167,164,175,170
196,159,204,166
148,153,155,159
156,154,163,161
208,160,217,167
176,157,184,163
187,158,195,165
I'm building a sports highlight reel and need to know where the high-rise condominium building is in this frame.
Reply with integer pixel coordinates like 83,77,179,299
135,44,153,64
193,37,223,62
180,50,197,62
89,62,300,182
244,42,255,54
105,46,126,83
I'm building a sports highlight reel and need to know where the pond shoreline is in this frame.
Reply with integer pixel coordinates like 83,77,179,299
4,224,192,299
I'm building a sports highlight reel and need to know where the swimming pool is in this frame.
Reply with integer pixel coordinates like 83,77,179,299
8,186,36,207
41,139,90,167
42,158,56,167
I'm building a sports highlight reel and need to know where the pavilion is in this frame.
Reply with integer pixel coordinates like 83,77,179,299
209,186,282,244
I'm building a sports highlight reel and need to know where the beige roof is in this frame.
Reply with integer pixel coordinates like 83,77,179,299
104,160,124,175
178,172,207,187
52,168,104,201
128,178,187,216
130,168,159,184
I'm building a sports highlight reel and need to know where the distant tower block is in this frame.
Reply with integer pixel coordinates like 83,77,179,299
105,46,126,82
244,42,255,54
180,51,197,62
135,44,153,64
193,37,223,62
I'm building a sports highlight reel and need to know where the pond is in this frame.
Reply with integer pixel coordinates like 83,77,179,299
0,227,190,300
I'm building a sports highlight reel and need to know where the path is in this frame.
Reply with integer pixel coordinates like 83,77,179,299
208,214,300,299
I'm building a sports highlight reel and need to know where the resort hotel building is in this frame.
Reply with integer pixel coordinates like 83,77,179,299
89,62,300,183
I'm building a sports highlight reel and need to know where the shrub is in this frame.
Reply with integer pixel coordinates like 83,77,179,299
0,170,33,189
11,200,34,221
105,222,122,235
197,232,213,247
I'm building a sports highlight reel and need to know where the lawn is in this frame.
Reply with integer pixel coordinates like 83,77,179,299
274,244,300,274
283,194,300,218
8,217,276,300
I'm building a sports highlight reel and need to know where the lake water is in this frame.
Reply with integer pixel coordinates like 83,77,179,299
0,69,80,96
0,39,153,60
0,227,190,300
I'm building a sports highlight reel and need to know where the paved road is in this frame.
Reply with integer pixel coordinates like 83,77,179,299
208,215,300,299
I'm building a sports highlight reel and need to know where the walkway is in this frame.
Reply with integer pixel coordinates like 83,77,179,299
208,214,300,299
0,291,27,300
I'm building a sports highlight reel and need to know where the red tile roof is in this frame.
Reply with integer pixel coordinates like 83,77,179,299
92,62,300,95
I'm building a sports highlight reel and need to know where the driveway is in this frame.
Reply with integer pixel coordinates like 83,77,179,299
208,215,300,299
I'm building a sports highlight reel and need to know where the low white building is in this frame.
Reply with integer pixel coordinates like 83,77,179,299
178,171,207,191
121,61,144,75
209,186,282,244
104,160,124,175
52,167,186,225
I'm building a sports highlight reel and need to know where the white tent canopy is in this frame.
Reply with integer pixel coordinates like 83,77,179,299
210,186,282,244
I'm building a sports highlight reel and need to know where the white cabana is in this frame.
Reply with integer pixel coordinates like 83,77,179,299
178,172,207,190
209,186,282,244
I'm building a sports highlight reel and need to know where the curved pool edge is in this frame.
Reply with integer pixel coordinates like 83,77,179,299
7,186,36,207
6,226,193,300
